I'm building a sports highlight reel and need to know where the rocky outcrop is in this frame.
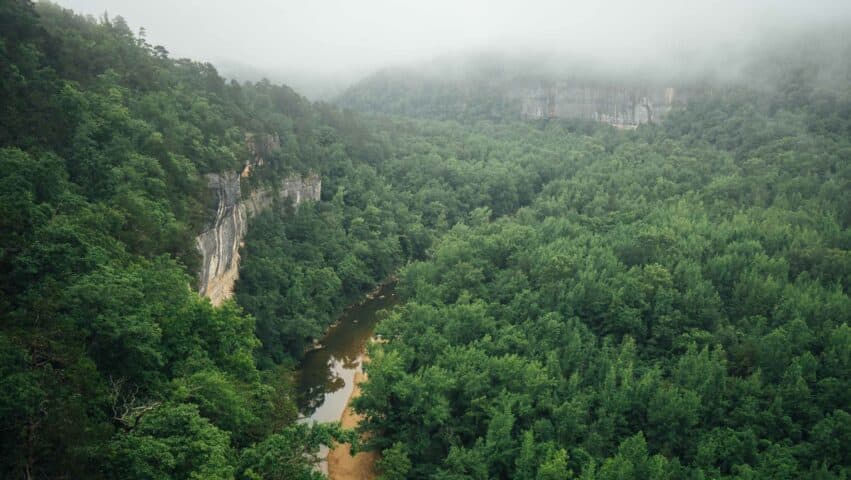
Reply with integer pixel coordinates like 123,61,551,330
196,171,321,305
241,132,280,177
196,172,247,306
516,84,683,128
243,175,321,217
196,134,321,306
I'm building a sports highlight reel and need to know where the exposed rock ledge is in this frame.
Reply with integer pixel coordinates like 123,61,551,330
515,84,685,127
196,171,321,306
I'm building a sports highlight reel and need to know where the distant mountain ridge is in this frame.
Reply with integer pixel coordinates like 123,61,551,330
336,37,850,125
336,58,703,125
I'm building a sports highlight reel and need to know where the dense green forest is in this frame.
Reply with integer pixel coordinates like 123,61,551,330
0,1,383,477
1,0,850,479
357,111,851,479
341,26,851,480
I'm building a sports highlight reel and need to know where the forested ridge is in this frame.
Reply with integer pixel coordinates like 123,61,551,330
0,1,393,477
342,26,851,480
1,0,850,479
358,109,851,479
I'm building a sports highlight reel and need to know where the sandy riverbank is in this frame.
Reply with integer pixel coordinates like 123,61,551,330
327,366,378,480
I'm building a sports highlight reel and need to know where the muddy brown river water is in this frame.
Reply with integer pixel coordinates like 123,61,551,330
296,282,399,423
296,283,398,476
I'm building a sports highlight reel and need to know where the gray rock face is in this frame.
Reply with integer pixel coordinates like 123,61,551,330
516,84,683,127
243,175,322,217
195,146,321,305
195,172,248,306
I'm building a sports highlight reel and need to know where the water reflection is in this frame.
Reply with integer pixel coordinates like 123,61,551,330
296,283,398,423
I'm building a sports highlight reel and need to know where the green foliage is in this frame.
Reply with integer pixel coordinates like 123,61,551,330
238,423,355,480
107,403,235,480
0,2,355,477
352,63,851,479
2,1,850,479
377,442,412,480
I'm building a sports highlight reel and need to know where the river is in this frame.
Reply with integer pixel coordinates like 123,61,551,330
296,282,399,423
296,283,398,477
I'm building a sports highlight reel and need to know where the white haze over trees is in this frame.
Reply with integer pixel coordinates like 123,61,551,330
51,0,851,98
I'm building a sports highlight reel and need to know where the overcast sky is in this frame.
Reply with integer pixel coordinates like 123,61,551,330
51,0,851,81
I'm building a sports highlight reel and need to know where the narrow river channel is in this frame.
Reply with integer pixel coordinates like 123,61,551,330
297,282,399,423
296,283,399,476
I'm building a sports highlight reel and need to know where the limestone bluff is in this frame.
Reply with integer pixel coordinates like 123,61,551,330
196,135,321,306
516,84,685,128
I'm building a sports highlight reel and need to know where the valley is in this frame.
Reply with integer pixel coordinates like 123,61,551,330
0,1,849,479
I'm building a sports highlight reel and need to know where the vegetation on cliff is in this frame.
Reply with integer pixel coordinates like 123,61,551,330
0,2,360,477
1,0,849,479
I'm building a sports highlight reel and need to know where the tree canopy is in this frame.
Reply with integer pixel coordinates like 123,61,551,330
1,1,849,479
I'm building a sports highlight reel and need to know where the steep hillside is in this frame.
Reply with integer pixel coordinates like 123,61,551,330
2,2,850,479
0,2,384,477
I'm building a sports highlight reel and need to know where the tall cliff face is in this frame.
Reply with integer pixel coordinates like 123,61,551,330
196,172,321,306
515,84,683,127
195,135,321,306
196,172,248,306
